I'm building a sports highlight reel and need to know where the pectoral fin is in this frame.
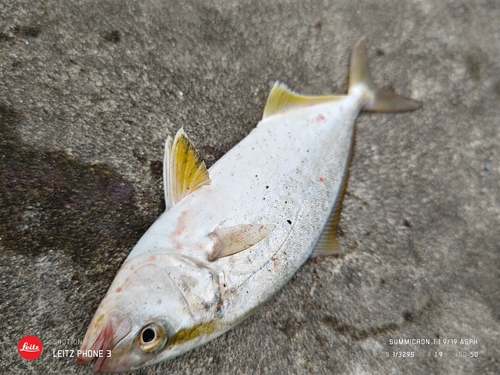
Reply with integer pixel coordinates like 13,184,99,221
208,224,276,261
164,128,211,209
262,82,343,119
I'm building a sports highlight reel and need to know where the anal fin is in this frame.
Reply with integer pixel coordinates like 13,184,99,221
311,128,356,258
312,172,347,257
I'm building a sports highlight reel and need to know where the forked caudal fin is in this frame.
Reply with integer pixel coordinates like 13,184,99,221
349,37,422,112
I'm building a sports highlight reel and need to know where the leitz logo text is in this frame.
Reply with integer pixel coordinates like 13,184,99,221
18,335,43,360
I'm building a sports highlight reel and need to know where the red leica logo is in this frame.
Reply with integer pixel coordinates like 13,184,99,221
18,335,43,360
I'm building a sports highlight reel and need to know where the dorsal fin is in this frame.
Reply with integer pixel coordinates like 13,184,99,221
163,128,211,209
262,82,343,119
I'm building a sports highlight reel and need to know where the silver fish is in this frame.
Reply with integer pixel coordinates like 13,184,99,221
77,37,421,372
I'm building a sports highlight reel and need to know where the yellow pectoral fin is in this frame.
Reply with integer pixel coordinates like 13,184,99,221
262,82,343,119
164,128,211,209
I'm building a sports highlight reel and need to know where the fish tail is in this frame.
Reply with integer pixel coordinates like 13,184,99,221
348,37,422,112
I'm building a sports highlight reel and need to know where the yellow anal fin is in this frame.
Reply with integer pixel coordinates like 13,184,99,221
262,82,343,119
208,224,275,261
349,37,422,112
311,128,356,258
311,170,348,257
311,177,347,257
164,128,211,209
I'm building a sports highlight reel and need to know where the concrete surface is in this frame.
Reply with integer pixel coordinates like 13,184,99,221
1,0,499,374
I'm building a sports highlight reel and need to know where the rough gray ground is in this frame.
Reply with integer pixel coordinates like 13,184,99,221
0,0,499,374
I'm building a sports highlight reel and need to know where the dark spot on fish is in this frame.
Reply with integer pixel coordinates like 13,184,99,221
266,186,269,189
150,160,163,177
402,310,413,322
103,30,121,43
403,219,412,227
287,220,292,225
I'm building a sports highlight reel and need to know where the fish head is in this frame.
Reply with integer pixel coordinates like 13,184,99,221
78,253,221,372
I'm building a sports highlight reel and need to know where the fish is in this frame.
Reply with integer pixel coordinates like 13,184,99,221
77,37,421,373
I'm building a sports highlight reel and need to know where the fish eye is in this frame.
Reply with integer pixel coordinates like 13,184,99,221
138,322,167,352
142,328,156,343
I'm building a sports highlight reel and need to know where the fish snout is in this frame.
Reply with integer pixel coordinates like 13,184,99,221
77,311,132,372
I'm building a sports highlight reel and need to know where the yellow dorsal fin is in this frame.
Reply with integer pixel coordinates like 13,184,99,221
262,82,343,119
163,128,211,209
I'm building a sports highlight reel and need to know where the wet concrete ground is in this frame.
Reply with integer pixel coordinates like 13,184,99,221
1,0,499,374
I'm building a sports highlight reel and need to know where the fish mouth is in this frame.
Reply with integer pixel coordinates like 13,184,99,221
77,311,132,373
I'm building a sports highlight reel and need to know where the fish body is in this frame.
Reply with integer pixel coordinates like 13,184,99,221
78,38,421,372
